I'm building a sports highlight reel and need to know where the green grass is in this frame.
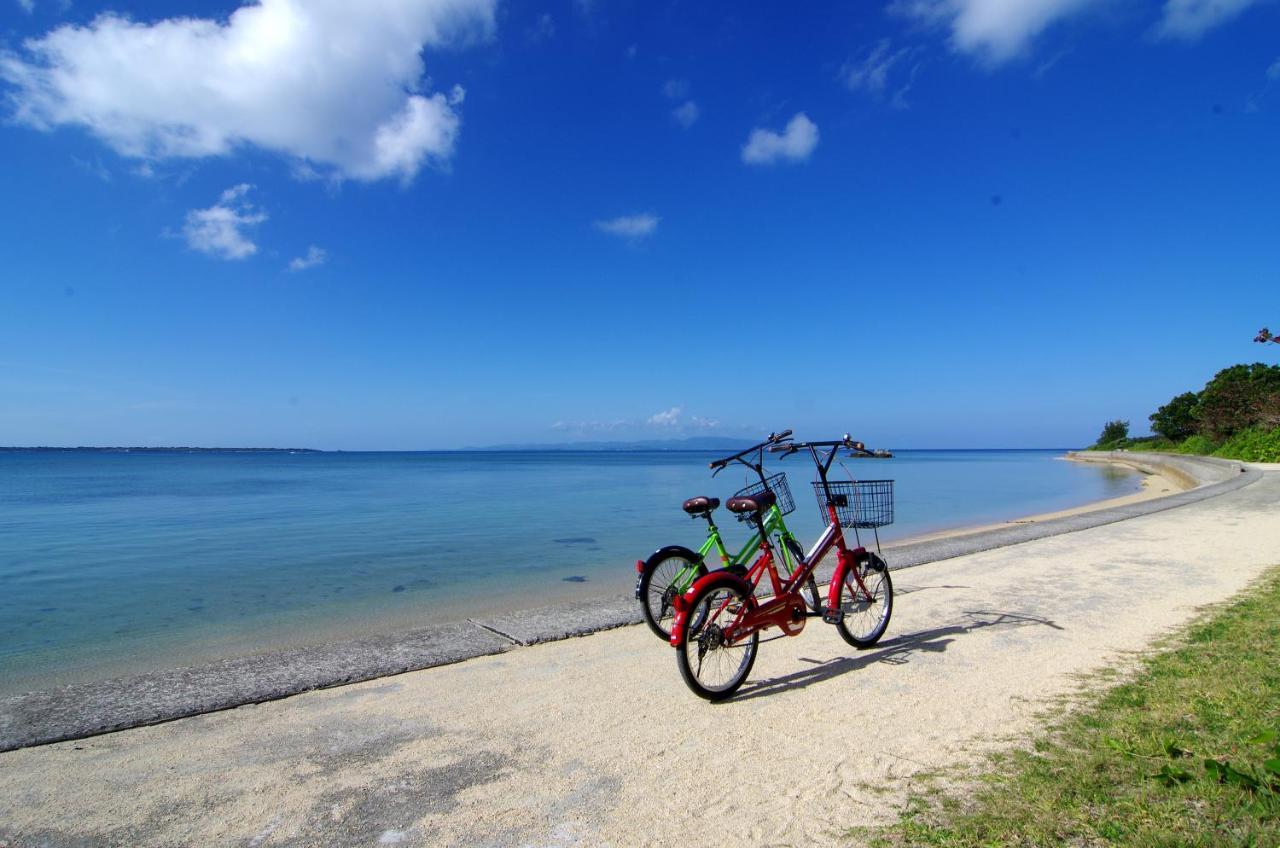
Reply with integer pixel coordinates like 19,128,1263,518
866,568,1280,848
1087,428,1280,462
1213,428,1280,463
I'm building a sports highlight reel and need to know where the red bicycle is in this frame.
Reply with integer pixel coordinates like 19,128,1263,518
669,435,894,700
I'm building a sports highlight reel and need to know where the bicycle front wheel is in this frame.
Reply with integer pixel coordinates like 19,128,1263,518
834,552,893,648
639,553,707,640
676,582,758,701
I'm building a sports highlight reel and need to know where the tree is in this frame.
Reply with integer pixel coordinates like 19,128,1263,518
1149,392,1199,441
1097,419,1129,447
1193,363,1280,441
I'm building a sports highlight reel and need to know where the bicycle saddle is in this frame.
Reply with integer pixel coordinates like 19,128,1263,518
726,490,776,514
682,496,720,515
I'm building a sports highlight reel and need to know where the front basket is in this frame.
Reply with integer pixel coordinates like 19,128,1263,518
813,480,894,528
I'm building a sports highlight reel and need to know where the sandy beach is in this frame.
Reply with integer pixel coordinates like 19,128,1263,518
0,455,1275,847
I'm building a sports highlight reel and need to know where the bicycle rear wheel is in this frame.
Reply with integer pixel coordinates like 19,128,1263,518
834,552,893,648
676,582,758,701
639,554,707,640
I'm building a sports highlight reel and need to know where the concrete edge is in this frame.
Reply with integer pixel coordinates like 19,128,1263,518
0,621,511,752
0,451,1260,753
882,452,1260,571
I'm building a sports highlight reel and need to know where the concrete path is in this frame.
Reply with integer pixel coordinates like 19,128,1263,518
1,465,1276,847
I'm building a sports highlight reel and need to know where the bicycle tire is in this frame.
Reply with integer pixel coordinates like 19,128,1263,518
834,552,893,648
676,581,759,701
638,553,708,640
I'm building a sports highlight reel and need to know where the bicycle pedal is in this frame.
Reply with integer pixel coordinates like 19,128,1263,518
822,609,844,625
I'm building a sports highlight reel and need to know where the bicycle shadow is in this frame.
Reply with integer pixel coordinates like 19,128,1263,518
728,609,1063,704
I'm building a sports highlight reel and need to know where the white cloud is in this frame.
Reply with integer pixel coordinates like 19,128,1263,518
647,406,682,427
1157,0,1266,39
841,40,912,95
0,0,495,183
288,245,328,273
16,0,34,13
662,78,690,100
182,184,266,261
741,113,819,165
594,213,659,240
1269,57,1280,80
672,100,700,128
891,0,1105,64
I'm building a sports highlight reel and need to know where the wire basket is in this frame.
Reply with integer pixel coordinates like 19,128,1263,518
813,480,894,528
734,472,796,516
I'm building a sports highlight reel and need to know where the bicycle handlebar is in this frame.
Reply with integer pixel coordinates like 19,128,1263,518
769,433,874,456
708,430,793,472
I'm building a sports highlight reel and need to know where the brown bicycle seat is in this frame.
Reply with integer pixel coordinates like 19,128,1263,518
726,490,777,515
681,496,720,515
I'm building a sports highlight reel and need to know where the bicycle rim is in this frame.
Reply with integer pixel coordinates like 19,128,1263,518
679,586,757,697
645,558,696,631
838,563,892,645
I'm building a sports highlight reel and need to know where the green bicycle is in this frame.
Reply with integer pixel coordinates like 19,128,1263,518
632,431,818,640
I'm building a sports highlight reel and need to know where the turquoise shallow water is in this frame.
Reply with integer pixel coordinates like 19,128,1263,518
0,449,1140,694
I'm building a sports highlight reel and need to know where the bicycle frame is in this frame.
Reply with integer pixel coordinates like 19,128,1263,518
669,440,879,647
637,503,800,588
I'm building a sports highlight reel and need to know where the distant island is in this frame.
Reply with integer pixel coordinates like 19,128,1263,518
0,446,323,453
465,437,760,452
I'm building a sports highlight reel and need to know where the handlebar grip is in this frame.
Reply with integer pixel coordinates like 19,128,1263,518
770,429,793,443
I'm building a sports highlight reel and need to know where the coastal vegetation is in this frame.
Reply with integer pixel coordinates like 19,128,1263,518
869,568,1280,847
1091,362,1280,462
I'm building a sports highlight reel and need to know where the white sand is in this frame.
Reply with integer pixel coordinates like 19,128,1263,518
0,468,1276,848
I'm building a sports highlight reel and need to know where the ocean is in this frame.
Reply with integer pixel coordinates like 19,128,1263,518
0,448,1140,695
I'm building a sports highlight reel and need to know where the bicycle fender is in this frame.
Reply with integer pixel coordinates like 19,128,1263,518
827,547,880,610
669,571,756,648
643,545,704,571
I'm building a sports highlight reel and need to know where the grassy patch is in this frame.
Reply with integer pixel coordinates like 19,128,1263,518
1086,429,1280,462
867,568,1280,847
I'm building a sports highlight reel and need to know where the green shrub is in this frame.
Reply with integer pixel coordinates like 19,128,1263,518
1095,420,1129,448
1212,427,1280,463
1126,437,1175,452
1194,363,1280,441
1149,392,1199,441
1177,435,1218,456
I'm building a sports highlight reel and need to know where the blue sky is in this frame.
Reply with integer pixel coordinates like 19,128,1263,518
1,0,1277,449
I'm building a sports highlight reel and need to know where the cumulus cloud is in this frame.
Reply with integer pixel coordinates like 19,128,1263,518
183,184,266,260
594,213,659,240
288,245,328,273
741,113,819,165
891,0,1105,64
1157,0,1266,39
647,406,682,427
0,0,495,183
661,79,699,128
671,100,700,128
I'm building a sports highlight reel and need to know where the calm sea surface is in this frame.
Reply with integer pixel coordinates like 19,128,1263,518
0,449,1140,694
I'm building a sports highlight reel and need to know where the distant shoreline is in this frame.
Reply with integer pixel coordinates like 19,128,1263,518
0,446,323,453
0,445,1083,454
